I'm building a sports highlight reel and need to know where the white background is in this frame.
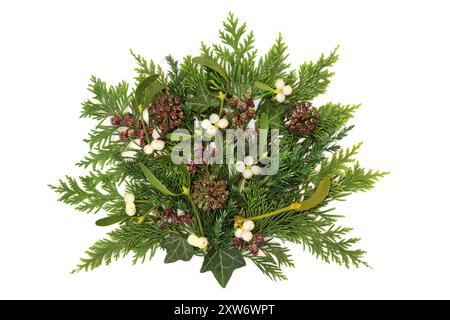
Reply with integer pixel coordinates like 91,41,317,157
1,0,449,300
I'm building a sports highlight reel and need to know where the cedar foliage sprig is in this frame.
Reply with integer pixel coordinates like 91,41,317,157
50,13,387,287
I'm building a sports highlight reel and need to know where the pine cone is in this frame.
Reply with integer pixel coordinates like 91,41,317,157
285,102,320,135
191,175,229,211
229,97,257,128
149,93,185,132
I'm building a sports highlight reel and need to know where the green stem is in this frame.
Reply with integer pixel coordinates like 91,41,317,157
218,91,226,117
219,98,225,118
184,191,204,237
138,105,152,145
247,203,301,221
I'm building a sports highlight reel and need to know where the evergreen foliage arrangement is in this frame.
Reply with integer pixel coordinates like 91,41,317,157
50,14,387,287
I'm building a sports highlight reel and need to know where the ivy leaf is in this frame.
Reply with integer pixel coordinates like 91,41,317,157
200,247,246,288
95,215,126,227
299,177,331,211
160,234,194,263
135,75,158,107
259,100,288,129
193,56,230,86
138,163,177,196
187,85,219,114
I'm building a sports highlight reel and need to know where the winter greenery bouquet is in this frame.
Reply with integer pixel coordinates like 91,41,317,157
50,14,387,287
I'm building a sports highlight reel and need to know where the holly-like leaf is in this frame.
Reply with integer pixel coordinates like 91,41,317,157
260,100,288,129
193,56,230,86
200,247,246,288
160,234,194,263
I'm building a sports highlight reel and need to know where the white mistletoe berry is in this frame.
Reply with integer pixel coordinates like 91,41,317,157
275,92,286,103
201,119,212,130
188,234,200,247
242,169,253,179
143,144,154,155
282,85,292,95
150,139,165,151
125,202,136,216
218,118,229,129
209,113,220,124
235,161,246,173
123,193,135,203
275,79,285,90
242,220,255,232
234,228,244,238
201,114,229,136
274,79,292,103
250,165,262,176
206,126,218,136
244,156,255,166
241,230,253,242
197,237,209,250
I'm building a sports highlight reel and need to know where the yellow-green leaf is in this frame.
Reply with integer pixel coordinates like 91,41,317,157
95,215,126,227
255,81,274,92
138,163,177,196
299,177,331,211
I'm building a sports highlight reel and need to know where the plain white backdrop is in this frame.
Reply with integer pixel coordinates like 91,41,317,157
1,0,449,300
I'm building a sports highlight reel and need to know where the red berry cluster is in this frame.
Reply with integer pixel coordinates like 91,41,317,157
149,93,185,132
111,113,153,147
233,234,265,256
156,208,193,228
228,97,257,128
191,176,229,211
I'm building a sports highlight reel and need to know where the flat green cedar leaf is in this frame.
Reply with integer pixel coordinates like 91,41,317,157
200,247,246,288
138,163,177,196
135,75,158,107
160,234,194,263
192,56,230,86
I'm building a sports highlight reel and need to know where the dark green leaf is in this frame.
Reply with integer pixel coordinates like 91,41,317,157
95,215,126,227
193,56,230,86
160,234,194,263
187,85,219,114
260,100,288,129
135,75,158,107
200,247,246,288
143,81,166,108
138,163,177,196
